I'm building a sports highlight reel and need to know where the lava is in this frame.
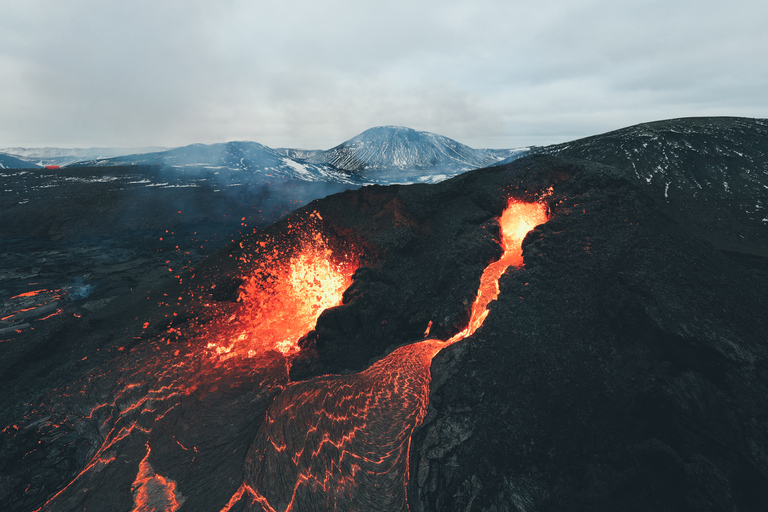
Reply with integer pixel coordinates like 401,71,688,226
202,213,358,360
448,199,549,344
17,198,547,512
131,444,185,512
9,289,49,299
236,198,549,512
243,340,445,511
22,212,356,511
233,232,356,355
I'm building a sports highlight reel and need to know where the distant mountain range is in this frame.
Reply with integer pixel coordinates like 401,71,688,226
0,146,168,167
0,127,527,185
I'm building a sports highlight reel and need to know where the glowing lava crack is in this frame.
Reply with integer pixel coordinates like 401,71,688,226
232,199,548,512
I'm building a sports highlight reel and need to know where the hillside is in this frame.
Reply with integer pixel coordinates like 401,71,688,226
535,116,768,257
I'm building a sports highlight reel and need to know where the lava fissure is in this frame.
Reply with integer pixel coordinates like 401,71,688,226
239,198,548,512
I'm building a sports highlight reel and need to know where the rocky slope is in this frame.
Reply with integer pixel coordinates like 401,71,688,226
409,156,768,512
533,116,768,257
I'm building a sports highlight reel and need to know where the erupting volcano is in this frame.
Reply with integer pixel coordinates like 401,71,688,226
8,134,768,511
224,198,548,511
23,195,548,512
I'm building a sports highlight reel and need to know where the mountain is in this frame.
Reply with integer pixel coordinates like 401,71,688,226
0,147,168,167
67,127,528,185
535,117,768,202
0,153,40,169
71,141,362,184
306,125,526,183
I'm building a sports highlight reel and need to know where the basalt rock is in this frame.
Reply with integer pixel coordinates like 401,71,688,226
409,155,768,512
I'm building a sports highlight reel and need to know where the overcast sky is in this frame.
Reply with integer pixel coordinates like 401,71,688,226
2,0,766,150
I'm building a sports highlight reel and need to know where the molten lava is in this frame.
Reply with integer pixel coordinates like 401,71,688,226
236,232,355,355
23,198,548,512
244,340,446,511
204,216,358,360
234,198,549,512
131,444,185,512
448,199,549,343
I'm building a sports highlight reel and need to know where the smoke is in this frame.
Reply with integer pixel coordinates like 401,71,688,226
64,277,96,300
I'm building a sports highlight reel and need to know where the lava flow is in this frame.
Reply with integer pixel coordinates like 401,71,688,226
234,198,549,512
22,213,357,512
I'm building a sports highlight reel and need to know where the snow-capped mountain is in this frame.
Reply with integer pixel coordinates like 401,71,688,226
66,128,528,185
306,126,525,184
0,146,167,167
71,141,360,184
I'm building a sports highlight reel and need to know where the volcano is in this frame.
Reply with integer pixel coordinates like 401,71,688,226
1,117,768,511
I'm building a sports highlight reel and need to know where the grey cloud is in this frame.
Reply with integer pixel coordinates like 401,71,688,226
1,0,766,149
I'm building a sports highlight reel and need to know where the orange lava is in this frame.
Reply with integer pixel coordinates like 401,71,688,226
244,340,445,511
448,199,548,344
28,198,547,512
237,198,549,511
205,218,358,360
10,289,48,299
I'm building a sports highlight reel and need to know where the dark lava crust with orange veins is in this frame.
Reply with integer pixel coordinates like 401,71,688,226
2,150,768,512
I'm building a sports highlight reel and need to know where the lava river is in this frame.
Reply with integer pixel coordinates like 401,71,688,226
226,199,548,512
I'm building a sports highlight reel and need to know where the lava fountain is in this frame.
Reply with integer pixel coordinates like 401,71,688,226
234,198,549,512
204,220,358,360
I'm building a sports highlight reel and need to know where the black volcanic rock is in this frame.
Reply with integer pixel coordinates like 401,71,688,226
534,117,768,257
409,155,768,511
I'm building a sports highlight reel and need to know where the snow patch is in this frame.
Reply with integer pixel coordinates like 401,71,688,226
281,158,314,180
